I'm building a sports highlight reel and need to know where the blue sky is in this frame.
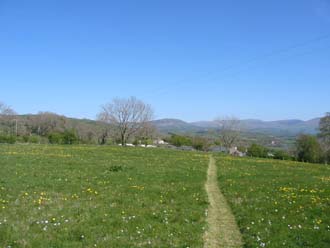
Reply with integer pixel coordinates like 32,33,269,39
1,0,329,121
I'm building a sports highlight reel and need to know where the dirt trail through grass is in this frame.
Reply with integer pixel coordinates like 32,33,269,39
203,155,243,248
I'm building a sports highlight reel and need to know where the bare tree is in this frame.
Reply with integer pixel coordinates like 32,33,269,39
31,112,67,136
0,102,17,135
136,122,157,146
215,116,241,149
98,97,154,146
0,102,16,116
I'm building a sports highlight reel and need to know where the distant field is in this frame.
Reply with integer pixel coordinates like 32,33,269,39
0,145,209,247
215,155,330,248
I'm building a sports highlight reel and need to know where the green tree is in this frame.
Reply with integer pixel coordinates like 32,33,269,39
168,134,192,147
48,130,79,144
319,113,330,163
296,135,322,163
0,135,16,144
62,130,79,144
273,149,292,160
319,113,330,143
192,136,211,151
48,132,64,144
247,144,268,158
325,150,330,164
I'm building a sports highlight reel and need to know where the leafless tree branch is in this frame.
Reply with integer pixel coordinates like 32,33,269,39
98,97,154,146
214,116,241,149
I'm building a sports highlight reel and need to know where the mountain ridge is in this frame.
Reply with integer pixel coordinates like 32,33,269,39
152,117,320,136
2,114,320,137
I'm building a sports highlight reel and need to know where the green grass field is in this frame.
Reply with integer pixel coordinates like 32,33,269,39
1,145,330,247
0,145,209,247
215,155,330,248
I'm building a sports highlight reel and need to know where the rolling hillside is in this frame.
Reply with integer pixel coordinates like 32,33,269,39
153,118,320,136
1,115,320,145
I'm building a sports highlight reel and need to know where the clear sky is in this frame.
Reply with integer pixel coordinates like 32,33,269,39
1,0,329,122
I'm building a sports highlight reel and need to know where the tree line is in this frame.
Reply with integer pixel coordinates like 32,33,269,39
295,113,330,164
1,99,330,164
0,97,155,145
244,113,330,164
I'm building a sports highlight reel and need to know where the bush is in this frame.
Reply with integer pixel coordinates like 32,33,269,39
48,132,64,144
192,137,211,151
0,135,16,144
62,130,78,144
29,135,40,144
273,150,292,160
108,165,123,172
168,135,192,147
247,144,268,158
296,135,322,163
48,130,79,144
322,149,330,164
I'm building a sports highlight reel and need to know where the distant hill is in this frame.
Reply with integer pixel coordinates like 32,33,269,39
153,118,320,136
2,114,320,140
151,119,203,133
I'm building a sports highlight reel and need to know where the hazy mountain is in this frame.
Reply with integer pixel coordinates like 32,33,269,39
235,119,319,136
190,121,219,128
4,114,320,138
151,119,202,133
153,118,320,136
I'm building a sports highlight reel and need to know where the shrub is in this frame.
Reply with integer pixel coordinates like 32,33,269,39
48,132,64,144
168,135,192,147
247,144,268,158
296,135,322,163
0,135,16,144
62,130,78,144
108,165,123,172
48,130,78,144
29,135,40,144
192,137,211,151
322,149,330,164
273,149,292,160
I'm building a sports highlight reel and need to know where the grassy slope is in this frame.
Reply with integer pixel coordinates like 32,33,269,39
0,145,209,247
215,155,330,248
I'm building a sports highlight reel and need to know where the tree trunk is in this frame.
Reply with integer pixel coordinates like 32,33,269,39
121,133,125,146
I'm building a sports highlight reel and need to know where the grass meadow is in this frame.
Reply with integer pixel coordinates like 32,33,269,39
0,145,209,247
215,155,330,248
1,144,330,247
